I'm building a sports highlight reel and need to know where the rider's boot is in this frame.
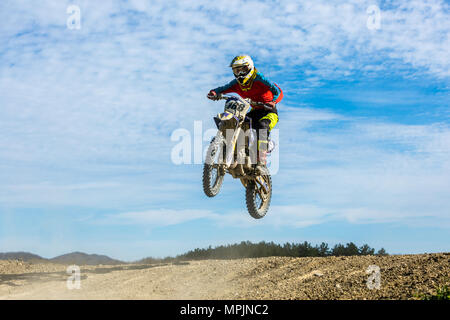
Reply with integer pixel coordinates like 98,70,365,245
255,140,268,174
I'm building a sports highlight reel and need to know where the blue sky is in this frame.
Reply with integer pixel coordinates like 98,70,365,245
0,0,449,261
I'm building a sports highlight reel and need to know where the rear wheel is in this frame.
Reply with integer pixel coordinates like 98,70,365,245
203,133,225,197
246,167,272,219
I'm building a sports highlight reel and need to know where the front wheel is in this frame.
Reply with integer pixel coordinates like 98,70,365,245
203,133,225,197
246,167,272,219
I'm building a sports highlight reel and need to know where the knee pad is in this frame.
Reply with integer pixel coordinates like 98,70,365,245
259,113,278,131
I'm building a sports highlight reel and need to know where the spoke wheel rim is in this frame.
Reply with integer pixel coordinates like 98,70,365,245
254,189,263,209
208,138,223,189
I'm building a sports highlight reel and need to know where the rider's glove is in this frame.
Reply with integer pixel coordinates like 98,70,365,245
207,90,220,101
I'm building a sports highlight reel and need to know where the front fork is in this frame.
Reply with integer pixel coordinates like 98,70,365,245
219,127,270,198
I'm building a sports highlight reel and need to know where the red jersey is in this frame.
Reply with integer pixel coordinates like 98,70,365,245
213,72,283,110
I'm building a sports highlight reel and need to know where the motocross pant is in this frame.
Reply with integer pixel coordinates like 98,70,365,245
246,108,278,165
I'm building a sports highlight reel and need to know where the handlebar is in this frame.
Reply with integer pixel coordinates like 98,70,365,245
216,94,275,111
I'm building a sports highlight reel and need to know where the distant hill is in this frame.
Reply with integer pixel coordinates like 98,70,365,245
0,251,124,265
50,252,124,265
0,252,46,262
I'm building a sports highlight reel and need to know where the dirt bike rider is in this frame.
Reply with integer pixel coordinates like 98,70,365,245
207,55,283,172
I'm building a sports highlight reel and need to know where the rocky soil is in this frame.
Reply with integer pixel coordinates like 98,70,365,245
0,253,448,300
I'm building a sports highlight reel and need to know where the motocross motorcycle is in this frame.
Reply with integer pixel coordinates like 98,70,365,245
203,94,274,219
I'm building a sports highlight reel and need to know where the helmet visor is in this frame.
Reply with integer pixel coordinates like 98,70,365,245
232,65,250,77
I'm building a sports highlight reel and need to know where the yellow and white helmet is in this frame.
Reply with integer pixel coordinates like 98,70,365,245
229,55,256,86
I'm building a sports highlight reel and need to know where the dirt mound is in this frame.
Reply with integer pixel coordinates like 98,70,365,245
0,253,448,300
231,253,449,299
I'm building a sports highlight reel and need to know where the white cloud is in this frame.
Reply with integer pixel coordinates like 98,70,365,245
274,106,450,227
93,205,330,229
107,208,214,226
0,0,449,230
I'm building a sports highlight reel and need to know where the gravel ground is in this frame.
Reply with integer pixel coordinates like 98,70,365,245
0,253,448,300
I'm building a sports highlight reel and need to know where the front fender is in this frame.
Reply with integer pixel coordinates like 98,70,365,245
214,112,234,129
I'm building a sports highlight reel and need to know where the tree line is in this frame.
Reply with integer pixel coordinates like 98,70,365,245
138,241,387,264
